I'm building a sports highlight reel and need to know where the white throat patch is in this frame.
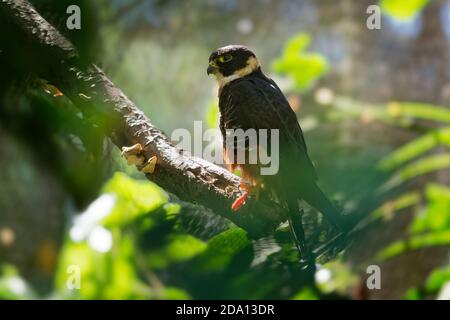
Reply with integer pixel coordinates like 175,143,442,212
215,56,260,90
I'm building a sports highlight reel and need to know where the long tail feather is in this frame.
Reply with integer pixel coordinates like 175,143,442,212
287,201,315,269
300,183,345,231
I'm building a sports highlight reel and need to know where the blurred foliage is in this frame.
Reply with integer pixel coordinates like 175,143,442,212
378,128,450,171
0,169,354,299
380,0,430,20
323,93,450,299
0,0,448,301
315,261,358,295
0,265,35,299
54,172,190,299
291,287,318,300
206,99,219,129
374,102,450,262
426,265,450,293
272,33,329,92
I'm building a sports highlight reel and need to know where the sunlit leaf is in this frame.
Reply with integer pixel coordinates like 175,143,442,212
379,128,450,171
386,102,450,125
382,154,450,190
371,192,422,222
426,265,450,293
378,231,450,260
102,234,145,299
397,154,450,180
410,184,450,234
102,172,169,227
405,288,422,300
272,33,329,92
55,240,104,299
56,233,147,299
147,235,207,269
380,0,429,21
162,287,191,300
291,287,318,300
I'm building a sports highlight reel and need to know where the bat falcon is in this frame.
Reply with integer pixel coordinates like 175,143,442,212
207,45,346,265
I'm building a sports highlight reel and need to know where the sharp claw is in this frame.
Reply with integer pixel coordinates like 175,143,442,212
121,143,145,166
126,155,145,166
121,143,143,155
142,156,157,174
43,83,64,97
231,192,249,212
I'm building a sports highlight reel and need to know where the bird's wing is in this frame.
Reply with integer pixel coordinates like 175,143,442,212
220,77,317,180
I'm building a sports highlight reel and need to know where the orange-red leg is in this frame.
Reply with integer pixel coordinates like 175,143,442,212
231,181,253,212
231,193,249,211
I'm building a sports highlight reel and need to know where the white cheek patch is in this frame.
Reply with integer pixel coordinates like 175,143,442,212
216,74,241,88
215,56,260,90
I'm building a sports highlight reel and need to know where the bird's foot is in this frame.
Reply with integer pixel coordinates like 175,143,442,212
231,192,249,211
42,80,64,97
142,156,157,174
231,181,252,212
121,143,157,174
122,143,145,166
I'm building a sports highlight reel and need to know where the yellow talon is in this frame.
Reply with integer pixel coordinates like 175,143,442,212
43,83,64,97
121,143,156,173
121,143,145,166
142,156,157,174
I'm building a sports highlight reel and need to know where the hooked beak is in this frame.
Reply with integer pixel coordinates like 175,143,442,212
207,64,218,75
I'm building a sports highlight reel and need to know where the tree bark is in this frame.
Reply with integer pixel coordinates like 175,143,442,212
0,0,287,238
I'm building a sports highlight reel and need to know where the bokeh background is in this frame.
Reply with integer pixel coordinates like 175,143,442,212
1,0,450,300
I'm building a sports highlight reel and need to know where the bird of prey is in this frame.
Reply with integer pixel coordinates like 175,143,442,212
207,45,345,266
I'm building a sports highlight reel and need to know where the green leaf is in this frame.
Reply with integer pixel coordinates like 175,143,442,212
405,288,422,300
410,184,450,234
291,287,319,300
398,153,450,181
272,33,329,92
378,128,450,171
193,228,250,272
56,233,147,299
380,0,429,21
383,154,450,189
147,235,207,269
371,192,422,222
55,240,105,299
102,172,169,227
426,265,450,292
102,234,143,299
378,231,450,260
386,102,450,125
161,287,191,300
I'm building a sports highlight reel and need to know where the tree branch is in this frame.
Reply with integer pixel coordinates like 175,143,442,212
0,0,288,238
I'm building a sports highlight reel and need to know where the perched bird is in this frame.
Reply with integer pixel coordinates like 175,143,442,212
207,45,345,265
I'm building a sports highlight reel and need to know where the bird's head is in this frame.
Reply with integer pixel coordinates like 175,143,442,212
207,45,260,87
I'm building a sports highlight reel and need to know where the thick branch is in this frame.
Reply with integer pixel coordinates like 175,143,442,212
0,0,287,238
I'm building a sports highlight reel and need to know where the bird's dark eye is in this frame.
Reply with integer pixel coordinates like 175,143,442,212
217,54,233,63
